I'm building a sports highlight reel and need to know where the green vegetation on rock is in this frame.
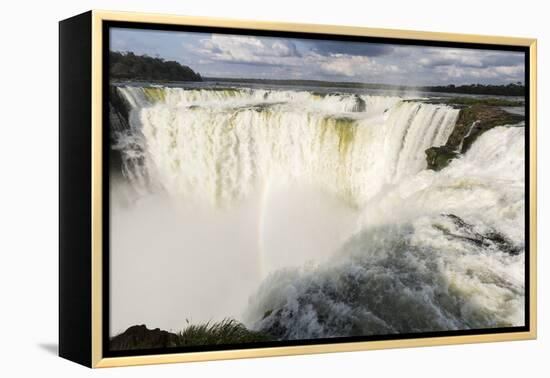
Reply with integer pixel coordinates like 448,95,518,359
425,146,459,172
425,103,524,171
428,97,523,107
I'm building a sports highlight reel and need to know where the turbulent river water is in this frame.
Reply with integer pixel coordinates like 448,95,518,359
109,84,525,338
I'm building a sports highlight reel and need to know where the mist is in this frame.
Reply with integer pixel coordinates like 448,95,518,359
109,178,358,335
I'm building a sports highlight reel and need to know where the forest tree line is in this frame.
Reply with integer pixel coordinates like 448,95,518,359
425,82,524,96
109,51,202,82
207,77,525,96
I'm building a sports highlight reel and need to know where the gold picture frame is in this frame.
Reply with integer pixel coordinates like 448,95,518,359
59,9,537,368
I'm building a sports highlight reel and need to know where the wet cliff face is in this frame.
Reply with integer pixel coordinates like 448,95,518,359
109,85,460,207
109,85,131,174
426,104,524,171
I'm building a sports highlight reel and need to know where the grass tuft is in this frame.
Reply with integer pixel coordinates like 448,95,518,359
176,318,273,346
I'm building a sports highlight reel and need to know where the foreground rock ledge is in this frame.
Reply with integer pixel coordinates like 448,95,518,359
109,320,273,351
110,325,179,350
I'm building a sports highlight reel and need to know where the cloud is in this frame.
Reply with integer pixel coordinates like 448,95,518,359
433,63,524,83
319,55,401,78
418,50,486,68
111,28,526,85
417,48,524,69
196,37,524,83
494,64,524,76
309,41,393,57
197,35,400,80
199,35,300,65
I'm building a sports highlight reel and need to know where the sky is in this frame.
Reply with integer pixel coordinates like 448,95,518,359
110,27,525,86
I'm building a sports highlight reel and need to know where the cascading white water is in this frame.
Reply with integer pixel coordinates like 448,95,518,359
246,126,526,338
110,84,524,338
115,86,459,207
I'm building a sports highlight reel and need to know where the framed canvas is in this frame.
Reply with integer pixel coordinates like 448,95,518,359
59,10,537,368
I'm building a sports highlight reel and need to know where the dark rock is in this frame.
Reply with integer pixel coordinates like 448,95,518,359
352,95,366,112
109,86,131,174
109,85,130,123
459,105,523,154
110,324,179,351
483,231,522,256
425,104,524,171
110,320,274,351
426,145,459,171
436,214,521,255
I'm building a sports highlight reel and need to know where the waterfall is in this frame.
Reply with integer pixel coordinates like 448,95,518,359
109,84,524,336
246,126,526,338
115,86,459,207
